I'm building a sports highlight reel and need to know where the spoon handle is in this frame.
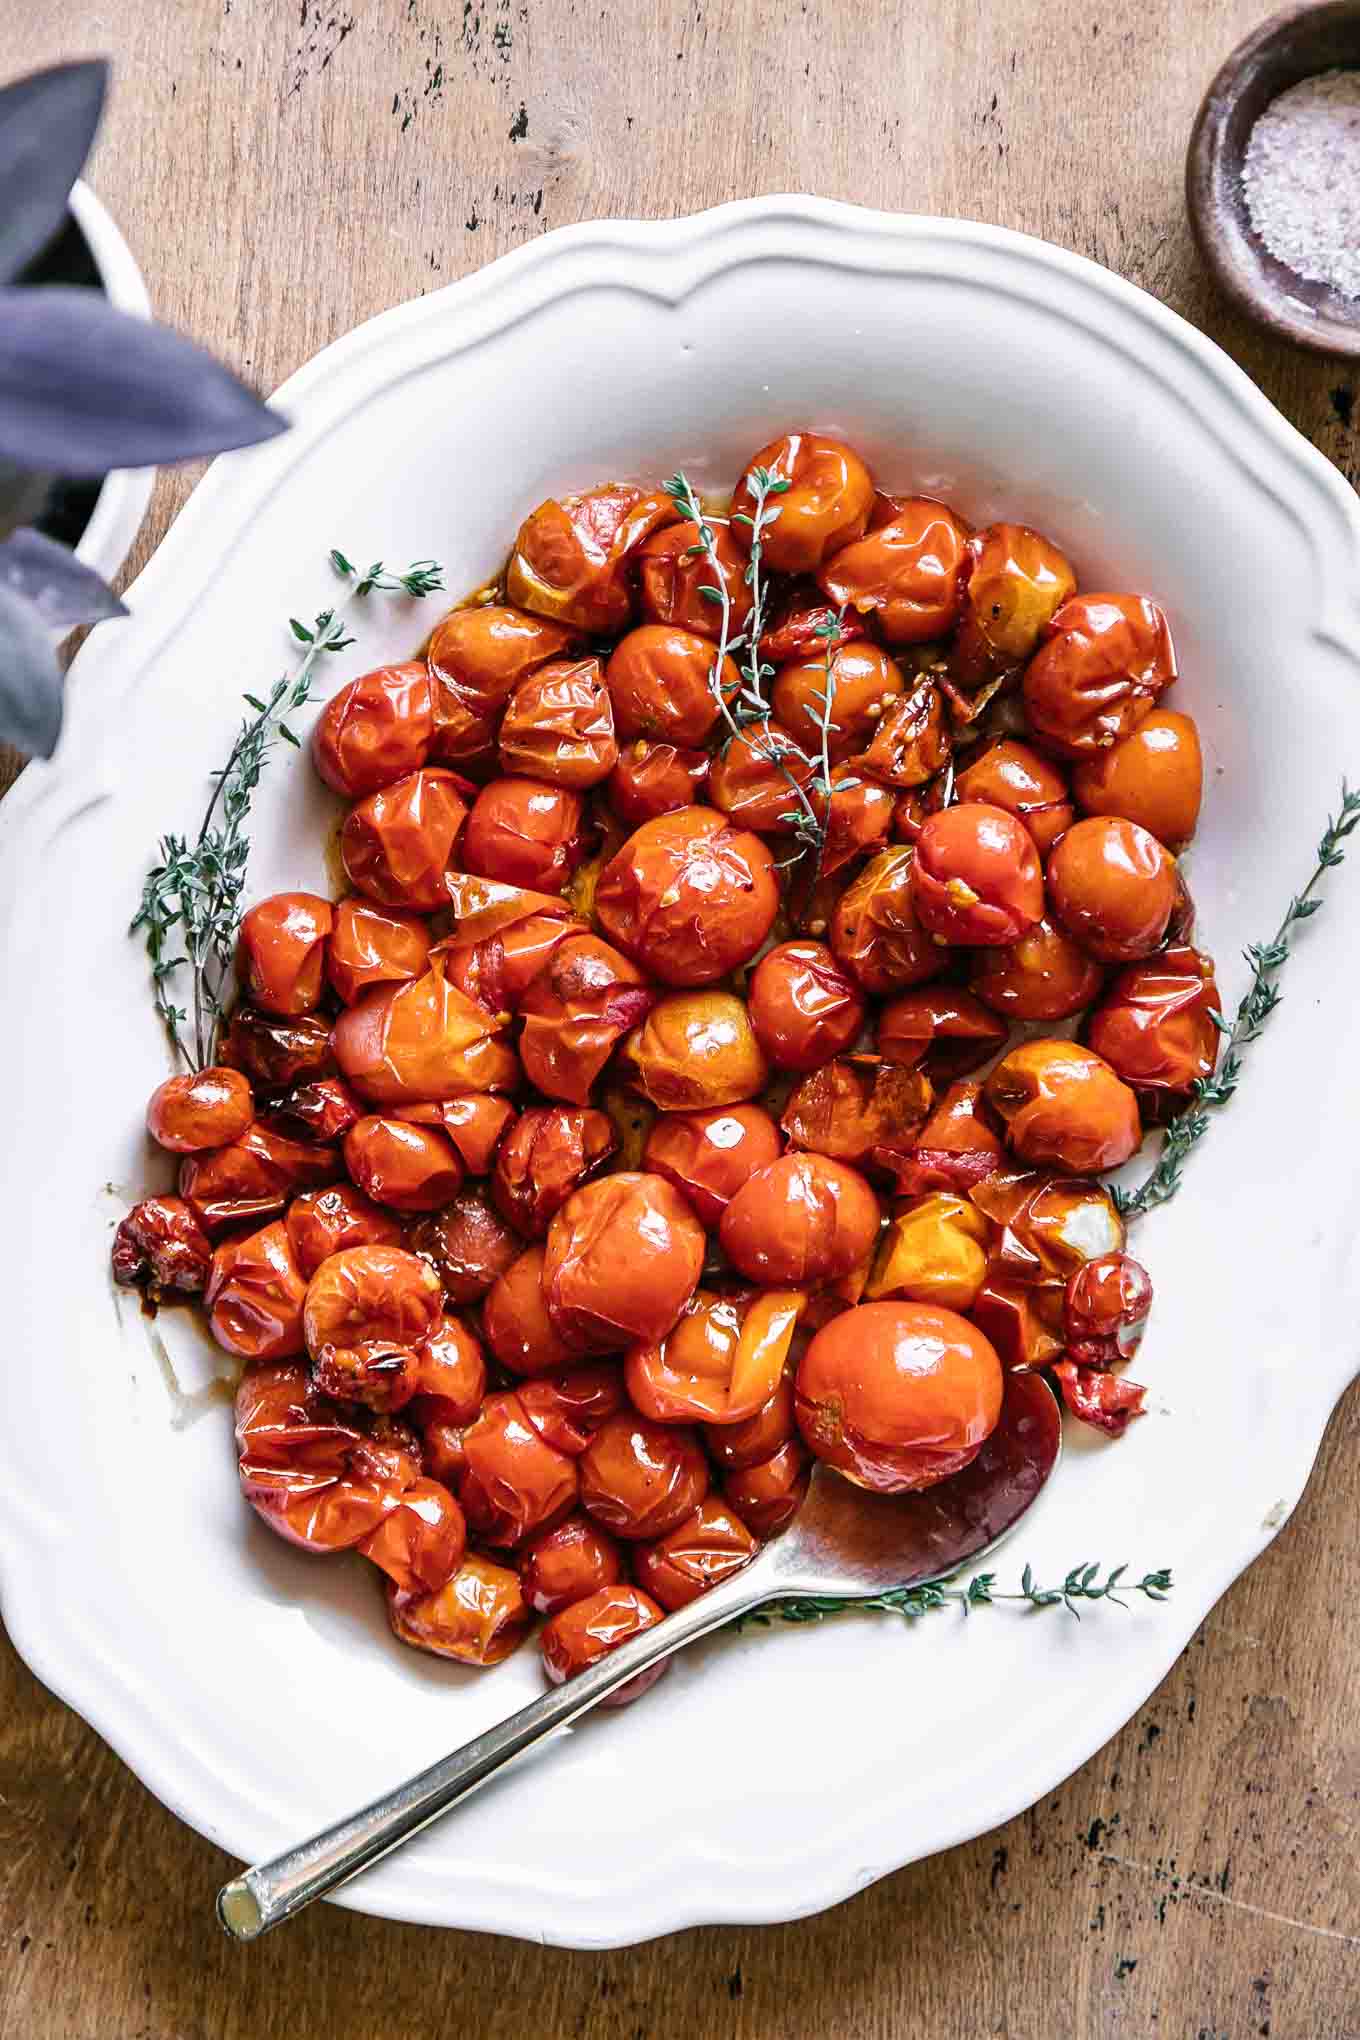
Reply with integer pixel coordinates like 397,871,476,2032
216,1567,773,1940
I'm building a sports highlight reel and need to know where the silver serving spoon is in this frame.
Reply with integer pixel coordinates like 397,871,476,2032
217,1370,1060,1940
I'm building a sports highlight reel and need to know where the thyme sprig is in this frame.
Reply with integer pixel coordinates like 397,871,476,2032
663,469,831,872
132,549,445,1070
1115,781,1360,1219
736,1562,1173,1631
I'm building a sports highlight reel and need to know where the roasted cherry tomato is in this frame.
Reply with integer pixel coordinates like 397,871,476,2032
207,1221,310,1359
1071,708,1203,848
854,677,952,790
796,1300,1002,1493
358,1477,466,1595
985,1039,1141,1174
1046,814,1177,962
748,941,866,1073
311,661,434,798
954,739,1074,856
457,1389,579,1547
642,1103,781,1226
706,722,815,834
883,1076,1006,1195
818,494,969,643
405,1314,488,1425
333,957,518,1104
865,1192,991,1312
438,887,581,1018
483,1244,576,1377
1023,593,1177,757
579,1411,710,1539
517,1364,628,1457
263,1075,363,1146
311,1340,420,1413
638,516,753,638
416,1415,467,1487
111,1194,213,1295
704,1372,797,1472
952,522,1076,683
818,765,895,876
624,990,770,1110
634,1496,759,1611
397,1093,517,1174
540,1584,670,1706
780,1057,933,1171
829,845,943,995
876,985,1008,1080
461,776,588,894
285,1183,403,1280
237,892,333,1016
235,1358,420,1552
595,806,779,987
344,1116,466,1211
757,579,869,665
543,1172,705,1352
970,1273,1065,1373
492,1106,617,1238
605,625,739,747
521,1512,627,1616
302,1243,442,1362
340,768,468,910
720,1153,882,1287
221,1005,334,1088
408,1191,520,1305
1084,944,1219,1100
1051,1359,1147,1436
180,1120,339,1234
388,1553,532,1664
722,1438,809,1537
773,641,906,762
146,1066,253,1153
506,484,676,635
625,1287,804,1426
731,433,874,574
970,913,1105,1021
911,803,1044,947
517,932,655,1104
972,1171,1125,1292
427,604,579,774
1064,1251,1153,1368
607,740,711,825
498,655,619,790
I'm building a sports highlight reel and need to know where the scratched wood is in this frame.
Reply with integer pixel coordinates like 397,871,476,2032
3,2,1359,2033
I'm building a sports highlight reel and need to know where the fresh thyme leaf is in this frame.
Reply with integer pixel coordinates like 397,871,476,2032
731,1562,1172,1630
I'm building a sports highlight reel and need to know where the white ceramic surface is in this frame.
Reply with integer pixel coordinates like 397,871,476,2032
66,180,155,581
1,197,1358,1947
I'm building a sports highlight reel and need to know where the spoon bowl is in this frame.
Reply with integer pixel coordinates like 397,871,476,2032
218,1368,1061,1941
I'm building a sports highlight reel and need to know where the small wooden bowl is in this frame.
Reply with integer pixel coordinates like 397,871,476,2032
1187,1,1360,358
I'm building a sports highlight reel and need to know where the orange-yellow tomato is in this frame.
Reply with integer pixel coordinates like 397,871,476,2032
624,990,770,1111
1071,708,1203,848
730,432,874,575
865,1193,991,1311
953,522,1076,683
818,494,970,643
506,484,676,635
985,1039,1141,1174
624,1287,805,1426
388,1553,532,1665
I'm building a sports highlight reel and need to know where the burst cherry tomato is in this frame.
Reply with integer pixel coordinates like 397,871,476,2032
606,624,738,747
780,1057,933,1171
704,1373,797,1472
358,1477,466,1595
595,806,779,987
521,1512,626,1616
625,990,770,1110
302,1243,442,1362
819,766,895,876
972,1171,1125,1291
311,661,434,798
146,1066,253,1153
642,1103,781,1225
748,941,866,1073
180,1120,338,1234
1023,593,1176,756
1084,944,1219,1099
796,1300,1002,1492
985,1039,1141,1173
854,678,952,789
818,494,969,642
492,1106,617,1237
388,1553,532,1664
326,898,432,1006
970,914,1105,1021
1071,708,1203,848
625,1287,804,1426
395,1093,517,1174
706,723,815,834
638,517,753,638
461,776,587,894
237,892,333,1016
333,959,518,1105
607,741,710,824
517,932,655,1104
498,656,619,790
235,1358,420,1552
578,1412,709,1539
340,768,468,910
911,803,1044,947
506,484,676,635
731,433,873,574
207,1221,310,1359
543,1172,705,1352
773,641,906,762
111,1194,213,1295
457,1389,579,1547
220,1005,334,1088
953,522,1076,683
517,1365,628,1456
865,1193,991,1313
829,845,943,996
720,1153,882,1287
876,985,1008,1080
540,1585,670,1706
407,1316,487,1426
954,739,1075,856
483,1244,576,1377
344,1116,465,1211
284,1183,403,1280
634,1496,759,1611
884,1077,1006,1196
427,605,579,774
722,1439,809,1536
1046,815,1177,963
1064,1251,1153,1368
408,1192,520,1305
265,1074,363,1145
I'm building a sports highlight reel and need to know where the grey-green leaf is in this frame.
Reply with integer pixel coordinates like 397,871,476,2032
0,581,64,754
0,61,107,285
0,526,126,628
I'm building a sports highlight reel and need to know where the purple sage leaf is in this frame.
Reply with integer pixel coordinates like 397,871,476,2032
0,62,107,285
0,581,64,756
0,287,287,475
0,527,127,629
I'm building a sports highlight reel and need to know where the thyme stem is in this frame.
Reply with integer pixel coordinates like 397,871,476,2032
735,1561,1173,1630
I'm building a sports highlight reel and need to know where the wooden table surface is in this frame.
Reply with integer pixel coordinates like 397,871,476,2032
5,2,1359,2033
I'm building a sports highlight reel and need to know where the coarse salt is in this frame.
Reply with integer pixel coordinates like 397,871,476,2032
1240,68,1360,300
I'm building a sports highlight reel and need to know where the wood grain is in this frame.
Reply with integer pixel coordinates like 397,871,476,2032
4,2,1359,2032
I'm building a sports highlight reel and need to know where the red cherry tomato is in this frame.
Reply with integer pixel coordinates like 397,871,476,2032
1023,593,1176,757
773,641,906,763
829,845,943,996
332,958,518,1105
407,1192,520,1305
517,1365,628,1457
704,1373,797,1472
642,1103,781,1226
911,802,1044,947
263,1075,364,1145
146,1066,254,1153
180,1121,339,1234
311,661,434,798
970,914,1105,1021
111,1194,213,1295
1064,1251,1153,1368
595,806,779,987
540,1585,670,1706
492,1105,618,1238
457,1389,579,1547
1071,708,1203,848
396,1093,517,1174
284,1183,403,1280
780,1056,933,1172
954,739,1074,857
1084,944,1219,1099
388,1553,532,1664
730,433,874,574
875,985,1008,1080
461,776,588,894
634,1496,759,1611
344,1116,465,1211
207,1221,310,1359
607,740,711,824
302,1243,442,1362
748,941,866,1073
985,1039,1141,1173
237,892,333,1016
517,933,655,1104
796,1300,1002,1493
483,1244,577,1377
638,517,754,639
220,1005,334,1088
722,1439,809,1537
624,990,770,1111
883,1076,1006,1196
506,484,676,635
707,722,815,834
407,1315,488,1426
521,1512,626,1616
543,1172,706,1352
340,768,468,910
819,765,895,876
720,1154,882,1287
818,494,969,643
235,1358,421,1552
578,1412,710,1539
1046,815,1177,963
606,624,739,747
498,656,620,790
854,678,952,790
427,605,579,775
358,1477,466,1595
